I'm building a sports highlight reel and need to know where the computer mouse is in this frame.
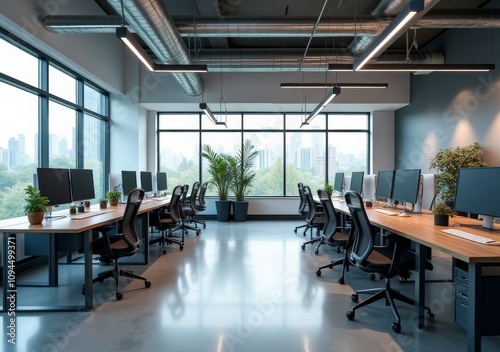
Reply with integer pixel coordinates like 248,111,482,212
398,212,411,217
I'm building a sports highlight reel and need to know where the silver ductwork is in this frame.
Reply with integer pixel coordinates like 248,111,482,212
105,0,202,96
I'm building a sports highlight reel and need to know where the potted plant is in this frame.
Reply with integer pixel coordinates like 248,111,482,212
69,203,77,214
99,198,108,209
430,142,487,204
432,201,457,226
324,182,333,196
228,139,258,222
106,190,121,206
23,185,49,225
201,144,234,222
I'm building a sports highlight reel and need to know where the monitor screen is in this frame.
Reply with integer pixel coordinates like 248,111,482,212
157,172,168,192
70,169,95,202
350,171,364,193
392,168,421,205
36,168,72,207
333,172,344,194
454,167,500,220
376,169,395,200
121,170,137,196
140,171,153,193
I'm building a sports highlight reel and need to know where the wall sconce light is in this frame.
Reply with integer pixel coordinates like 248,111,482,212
301,86,341,127
353,0,424,71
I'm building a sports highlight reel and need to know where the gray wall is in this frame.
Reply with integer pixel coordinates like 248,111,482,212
396,28,500,172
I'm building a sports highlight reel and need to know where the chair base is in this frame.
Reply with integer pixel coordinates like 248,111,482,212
150,228,184,254
315,248,350,284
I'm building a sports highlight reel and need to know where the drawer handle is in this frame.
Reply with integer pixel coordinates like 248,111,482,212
458,292,468,299
459,282,468,289
459,275,468,282
460,302,468,308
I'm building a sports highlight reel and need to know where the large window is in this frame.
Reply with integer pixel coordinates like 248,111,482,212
158,112,369,197
0,33,109,220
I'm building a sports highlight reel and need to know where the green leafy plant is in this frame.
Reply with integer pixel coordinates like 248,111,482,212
429,142,487,202
324,182,333,195
99,198,108,204
201,144,234,201
23,185,49,215
106,190,121,201
432,201,457,217
228,139,258,202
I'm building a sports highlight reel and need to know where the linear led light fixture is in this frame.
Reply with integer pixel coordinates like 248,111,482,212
301,86,341,127
348,63,495,72
353,0,424,71
117,28,208,73
199,103,227,126
281,83,388,89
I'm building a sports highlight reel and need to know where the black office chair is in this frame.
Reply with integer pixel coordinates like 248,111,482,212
181,181,201,236
344,191,434,333
149,184,184,253
300,185,325,248
81,188,151,300
314,188,351,284
293,183,309,234
192,181,208,229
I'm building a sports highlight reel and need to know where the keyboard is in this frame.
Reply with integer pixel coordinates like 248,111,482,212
441,228,497,245
374,208,398,216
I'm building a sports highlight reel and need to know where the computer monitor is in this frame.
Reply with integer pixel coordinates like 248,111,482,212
454,167,500,229
121,170,137,196
392,168,421,209
376,169,395,201
70,169,95,203
350,171,364,194
157,172,168,192
140,171,153,193
333,172,344,195
36,168,72,219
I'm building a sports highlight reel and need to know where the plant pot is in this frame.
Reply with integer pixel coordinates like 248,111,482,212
233,201,249,222
434,214,449,226
70,208,76,215
100,202,108,209
28,212,44,225
109,199,118,206
215,200,232,222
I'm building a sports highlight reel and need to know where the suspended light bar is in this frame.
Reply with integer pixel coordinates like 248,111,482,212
328,63,495,73
116,27,155,71
301,87,341,127
353,0,424,71
199,103,227,126
281,83,388,89
155,64,208,73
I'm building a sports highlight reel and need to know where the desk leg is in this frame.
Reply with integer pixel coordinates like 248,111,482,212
415,243,428,328
467,263,481,352
139,213,149,264
48,233,58,287
83,230,93,310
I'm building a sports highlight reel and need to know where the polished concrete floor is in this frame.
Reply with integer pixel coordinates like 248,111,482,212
2,220,500,352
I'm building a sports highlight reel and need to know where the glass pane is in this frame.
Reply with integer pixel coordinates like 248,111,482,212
84,84,106,115
202,113,241,130
158,132,200,191
0,83,38,220
328,113,368,130
83,114,106,201
244,114,283,130
0,38,39,87
48,101,76,168
328,132,368,180
286,113,326,130
158,113,199,130
49,65,76,104
244,132,283,196
285,132,325,196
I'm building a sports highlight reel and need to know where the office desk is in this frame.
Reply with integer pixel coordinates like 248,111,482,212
0,197,170,312
333,200,500,352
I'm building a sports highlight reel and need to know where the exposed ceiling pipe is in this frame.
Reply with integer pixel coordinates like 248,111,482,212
105,0,202,96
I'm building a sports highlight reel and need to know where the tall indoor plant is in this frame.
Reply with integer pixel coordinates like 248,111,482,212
228,139,258,222
429,142,487,203
201,144,234,222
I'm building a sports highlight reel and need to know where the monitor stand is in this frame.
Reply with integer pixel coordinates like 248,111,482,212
482,215,495,230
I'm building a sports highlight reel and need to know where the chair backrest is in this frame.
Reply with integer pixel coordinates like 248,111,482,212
297,183,308,214
121,188,145,248
317,188,339,240
189,181,200,210
168,185,183,222
198,182,208,208
344,191,375,266
303,185,321,224
180,184,189,204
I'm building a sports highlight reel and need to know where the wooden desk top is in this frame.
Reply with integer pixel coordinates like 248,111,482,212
0,196,170,234
333,199,500,264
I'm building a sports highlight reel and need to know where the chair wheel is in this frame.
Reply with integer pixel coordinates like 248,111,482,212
370,274,376,281
162,249,167,254
316,269,321,277
145,281,151,288
392,322,401,333
346,311,355,320
314,249,319,255
116,292,123,300
180,245,184,250
351,294,359,302
428,312,435,321
301,244,305,250
81,286,85,295
294,228,297,233
338,277,344,284
203,224,206,229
